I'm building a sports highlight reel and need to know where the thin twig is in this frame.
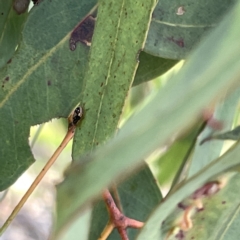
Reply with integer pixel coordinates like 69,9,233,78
101,189,144,240
98,222,114,240
0,106,83,236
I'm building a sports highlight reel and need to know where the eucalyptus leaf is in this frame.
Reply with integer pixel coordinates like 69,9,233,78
138,142,240,239
133,52,178,86
184,173,240,240
201,126,240,144
0,0,96,191
56,0,157,234
187,87,240,178
145,0,236,59
57,1,240,238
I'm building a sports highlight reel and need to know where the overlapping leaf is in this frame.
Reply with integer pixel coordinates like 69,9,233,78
145,0,236,59
183,173,240,240
133,52,178,86
187,87,240,178
0,0,96,190
57,1,240,238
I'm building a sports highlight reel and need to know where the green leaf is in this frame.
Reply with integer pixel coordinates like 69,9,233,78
0,0,96,191
133,52,178,86
187,87,240,178
57,0,240,237
57,208,92,240
0,0,28,69
71,0,157,161
145,0,236,59
184,173,240,240
201,125,240,144
138,142,240,239
88,165,162,240
156,123,203,186
222,204,240,240
56,0,157,235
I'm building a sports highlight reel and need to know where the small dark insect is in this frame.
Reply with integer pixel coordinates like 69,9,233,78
69,15,96,51
68,106,83,129
72,106,83,126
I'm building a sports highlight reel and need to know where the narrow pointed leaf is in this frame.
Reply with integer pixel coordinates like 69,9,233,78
56,0,157,234
133,52,178,86
187,87,240,177
201,126,240,144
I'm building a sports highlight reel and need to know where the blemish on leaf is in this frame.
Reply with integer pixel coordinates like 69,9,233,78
175,230,185,240
192,181,219,199
178,202,188,210
13,0,30,15
69,15,96,51
197,207,204,212
222,201,226,204
168,37,185,48
7,59,12,64
1,12,3,15
176,6,185,15
47,80,51,86
5,77,9,81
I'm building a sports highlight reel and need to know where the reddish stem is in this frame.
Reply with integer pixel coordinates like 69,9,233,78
101,189,144,240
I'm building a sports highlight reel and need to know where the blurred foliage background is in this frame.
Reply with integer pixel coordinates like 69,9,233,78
0,59,183,239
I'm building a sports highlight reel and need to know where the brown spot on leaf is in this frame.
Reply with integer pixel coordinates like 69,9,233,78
5,76,9,81
176,6,185,15
197,207,204,212
69,15,96,51
175,230,185,240
168,36,185,48
192,181,219,199
7,59,12,64
178,202,188,210
47,80,51,86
